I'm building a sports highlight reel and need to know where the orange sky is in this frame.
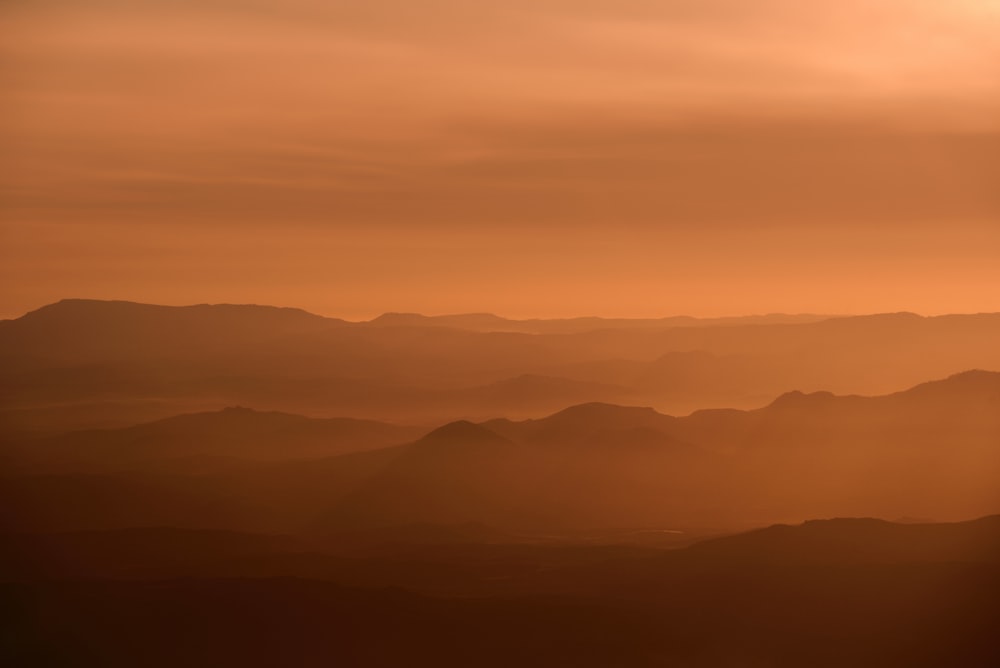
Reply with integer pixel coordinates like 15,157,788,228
2,0,999,320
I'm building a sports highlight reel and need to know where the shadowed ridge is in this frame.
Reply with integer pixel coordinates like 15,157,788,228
106,405,313,438
477,417,519,441
895,369,1000,398
131,406,416,438
685,406,746,420
317,421,520,530
4,406,420,474
525,402,678,442
765,389,838,409
218,405,258,416
493,401,682,450
367,312,512,330
680,515,1000,564
167,405,298,421
0,299,348,365
413,420,512,448
821,311,925,325
12,298,334,323
367,312,431,326
759,369,1000,413
542,402,670,425
863,311,924,319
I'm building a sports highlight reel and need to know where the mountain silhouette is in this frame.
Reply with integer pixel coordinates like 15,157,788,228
679,515,1000,565
4,299,1000,432
329,372,1000,531
316,422,525,529
539,401,669,428
2,407,421,474
765,389,839,409
366,311,832,334
892,368,1000,404
1,299,341,362
4,371,998,533
415,420,511,446
368,312,514,331
2,318,998,668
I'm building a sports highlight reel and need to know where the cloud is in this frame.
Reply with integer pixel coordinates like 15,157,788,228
2,0,998,316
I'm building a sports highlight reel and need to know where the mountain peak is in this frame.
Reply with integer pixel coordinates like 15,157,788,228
530,403,674,437
417,420,509,446
548,402,662,421
682,515,1000,565
910,368,999,389
370,312,427,324
767,389,837,409
15,299,329,324
220,405,258,415
894,369,1000,403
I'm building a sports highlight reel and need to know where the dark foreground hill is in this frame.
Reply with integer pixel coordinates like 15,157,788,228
1,406,421,474
2,516,998,668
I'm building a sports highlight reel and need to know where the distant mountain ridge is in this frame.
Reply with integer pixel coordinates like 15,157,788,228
364,310,835,333
7,298,1000,333
681,514,1000,565
6,299,835,330
1,407,422,474
4,297,1000,452
0,369,997,538
14,298,331,322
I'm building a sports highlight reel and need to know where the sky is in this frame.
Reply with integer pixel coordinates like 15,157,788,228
2,0,999,319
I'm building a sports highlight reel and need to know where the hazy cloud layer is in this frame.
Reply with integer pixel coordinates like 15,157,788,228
2,0,998,316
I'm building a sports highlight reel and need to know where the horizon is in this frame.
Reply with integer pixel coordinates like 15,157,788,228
10,295,1000,323
3,2,999,322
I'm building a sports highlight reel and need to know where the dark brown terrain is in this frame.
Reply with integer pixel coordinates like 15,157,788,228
2,300,999,667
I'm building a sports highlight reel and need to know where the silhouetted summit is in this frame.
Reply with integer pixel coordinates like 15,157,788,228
682,515,1000,565
220,405,255,414
18,298,330,326
541,402,671,428
760,370,1000,413
0,298,344,364
898,369,1000,398
364,312,834,334
478,402,682,451
3,407,419,473
766,389,839,410
414,421,511,449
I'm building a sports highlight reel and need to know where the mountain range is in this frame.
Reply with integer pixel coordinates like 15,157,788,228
2,299,999,667
3,299,1000,432
3,370,997,534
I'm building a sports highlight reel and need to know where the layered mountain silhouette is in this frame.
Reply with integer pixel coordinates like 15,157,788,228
0,299,340,364
3,300,999,667
365,311,831,334
1,407,422,474
679,514,1000,565
3,371,997,534
4,300,1000,433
